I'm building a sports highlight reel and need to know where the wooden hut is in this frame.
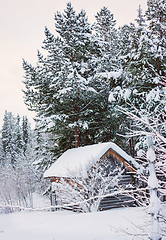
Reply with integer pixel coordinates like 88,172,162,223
44,142,140,211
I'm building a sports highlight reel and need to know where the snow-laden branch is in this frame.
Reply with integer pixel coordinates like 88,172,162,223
117,105,166,145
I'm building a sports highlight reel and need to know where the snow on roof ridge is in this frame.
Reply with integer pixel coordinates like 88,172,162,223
44,142,139,178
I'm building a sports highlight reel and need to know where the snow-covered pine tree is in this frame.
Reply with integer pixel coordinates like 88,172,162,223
0,138,3,165
131,2,166,156
135,4,146,27
93,6,119,80
93,6,117,52
1,113,29,166
91,7,125,146
118,23,136,63
33,123,55,172
109,3,165,156
1,111,18,166
22,3,114,157
146,0,166,75
14,114,24,157
0,113,33,209
94,8,138,155
22,116,30,154
115,5,154,99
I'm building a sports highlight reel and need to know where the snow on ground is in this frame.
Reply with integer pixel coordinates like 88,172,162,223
32,192,51,208
0,207,154,240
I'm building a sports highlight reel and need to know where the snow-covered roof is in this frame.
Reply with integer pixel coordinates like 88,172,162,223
44,142,139,178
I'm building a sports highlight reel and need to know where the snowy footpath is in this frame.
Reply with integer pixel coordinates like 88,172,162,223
0,206,161,240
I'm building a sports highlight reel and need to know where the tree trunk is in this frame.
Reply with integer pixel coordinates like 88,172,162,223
75,127,79,148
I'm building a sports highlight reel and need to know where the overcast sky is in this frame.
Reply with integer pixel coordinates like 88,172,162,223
0,0,147,129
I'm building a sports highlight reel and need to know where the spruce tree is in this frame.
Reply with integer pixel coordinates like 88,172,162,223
1,111,17,165
1,112,33,165
14,114,24,156
33,125,55,171
91,7,124,146
114,4,163,107
93,6,116,46
22,116,30,154
93,6,119,71
112,3,166,156
146,0,166,75
0,138,3,165
107,6,152,155
118,23,134,60
22,3,114,157
135,4,146,27
122,2,166,105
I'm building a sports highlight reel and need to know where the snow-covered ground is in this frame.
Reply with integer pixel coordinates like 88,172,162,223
0,193,165,240
0,206,158,240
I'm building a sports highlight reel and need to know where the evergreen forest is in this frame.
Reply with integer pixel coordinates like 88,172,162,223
0,0,166,222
